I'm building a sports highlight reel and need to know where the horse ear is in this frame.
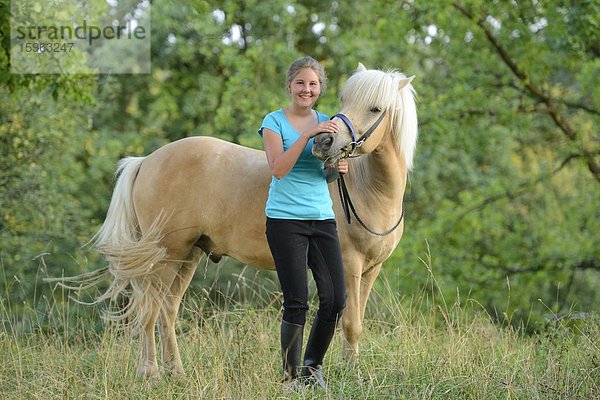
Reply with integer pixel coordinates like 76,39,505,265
357,63,367,72
398,75,415,89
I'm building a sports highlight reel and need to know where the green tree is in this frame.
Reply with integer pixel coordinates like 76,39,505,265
382,0,599,327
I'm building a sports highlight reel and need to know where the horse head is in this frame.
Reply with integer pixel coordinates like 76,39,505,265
312,63,418,170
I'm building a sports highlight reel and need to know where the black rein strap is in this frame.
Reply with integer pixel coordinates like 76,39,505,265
336,174,404,237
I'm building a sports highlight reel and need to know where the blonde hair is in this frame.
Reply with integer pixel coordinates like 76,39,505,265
285,56,327,94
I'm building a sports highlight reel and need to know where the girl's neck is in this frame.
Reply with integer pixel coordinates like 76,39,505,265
285,104,313,117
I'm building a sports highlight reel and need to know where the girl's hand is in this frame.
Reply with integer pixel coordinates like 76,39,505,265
305,121,339,139
337,159,349,174
324,159,349,183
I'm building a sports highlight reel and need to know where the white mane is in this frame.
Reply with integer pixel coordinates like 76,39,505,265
340,69,418,170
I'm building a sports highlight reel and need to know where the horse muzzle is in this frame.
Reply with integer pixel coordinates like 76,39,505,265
312,133,339,165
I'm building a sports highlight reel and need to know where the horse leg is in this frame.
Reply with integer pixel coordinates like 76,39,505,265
137,262,181,378
138,297,161,378
158,248,201,377
358,263,382,326
341,260,362,361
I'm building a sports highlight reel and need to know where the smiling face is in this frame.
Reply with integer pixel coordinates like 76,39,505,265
288,67,321,109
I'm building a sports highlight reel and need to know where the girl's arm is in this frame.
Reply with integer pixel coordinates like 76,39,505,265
262,121,338,179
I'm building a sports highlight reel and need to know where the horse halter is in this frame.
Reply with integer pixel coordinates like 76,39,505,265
329,109,388,160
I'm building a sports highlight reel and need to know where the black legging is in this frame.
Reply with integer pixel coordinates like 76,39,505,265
266,218,346,326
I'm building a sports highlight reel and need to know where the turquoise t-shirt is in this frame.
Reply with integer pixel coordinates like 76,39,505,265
258,109,334,220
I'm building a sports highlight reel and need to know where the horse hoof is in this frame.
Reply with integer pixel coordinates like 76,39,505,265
170,368,186,380
343,347,359,366
137,365,160,380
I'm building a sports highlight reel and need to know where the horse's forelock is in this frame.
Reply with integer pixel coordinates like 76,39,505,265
341,69,418,170
341,70,399,112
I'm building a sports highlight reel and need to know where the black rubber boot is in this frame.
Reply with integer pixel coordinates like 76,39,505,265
300,316,337,389
280,320,304,382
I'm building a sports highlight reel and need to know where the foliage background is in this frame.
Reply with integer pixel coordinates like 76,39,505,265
1,0,599,332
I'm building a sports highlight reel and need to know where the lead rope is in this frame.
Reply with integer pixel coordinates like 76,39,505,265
336,174,404,237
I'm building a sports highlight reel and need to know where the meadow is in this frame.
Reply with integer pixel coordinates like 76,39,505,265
1,258,598,400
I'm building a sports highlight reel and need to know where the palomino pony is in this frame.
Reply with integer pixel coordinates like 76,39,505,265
72,63,417,378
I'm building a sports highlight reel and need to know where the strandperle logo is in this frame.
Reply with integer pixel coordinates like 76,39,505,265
10,0,151,74
15,20,147,46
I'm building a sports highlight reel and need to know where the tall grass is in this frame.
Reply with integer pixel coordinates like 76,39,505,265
1,255,598,399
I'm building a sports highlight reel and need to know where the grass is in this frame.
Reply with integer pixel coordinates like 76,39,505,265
1,260,599,399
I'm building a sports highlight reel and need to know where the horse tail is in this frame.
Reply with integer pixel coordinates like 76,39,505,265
94,157,157,256
49,156,170,332
92,156,170,330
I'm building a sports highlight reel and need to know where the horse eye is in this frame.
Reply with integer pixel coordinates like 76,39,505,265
370,107,382,113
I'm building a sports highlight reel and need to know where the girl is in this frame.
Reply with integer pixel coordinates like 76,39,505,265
258,56,347,389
